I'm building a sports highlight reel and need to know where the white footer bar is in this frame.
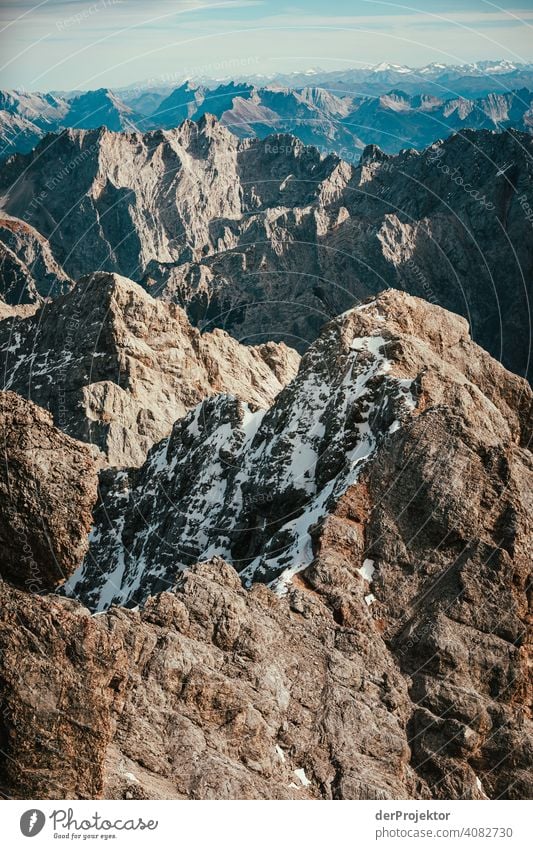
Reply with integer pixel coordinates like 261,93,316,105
3,799,530,848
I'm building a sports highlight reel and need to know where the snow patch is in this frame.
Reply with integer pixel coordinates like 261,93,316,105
293,768,311,787
358,558,375,581
68,328,419,610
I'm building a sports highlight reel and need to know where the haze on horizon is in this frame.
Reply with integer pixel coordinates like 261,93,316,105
0,0,533,92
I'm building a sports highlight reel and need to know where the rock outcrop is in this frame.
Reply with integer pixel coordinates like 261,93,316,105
0,271,299,466
0,215,71,306
0,291,530,802
0,390,100,590
1,122,531,379
66,289,531,609
0,89,68,158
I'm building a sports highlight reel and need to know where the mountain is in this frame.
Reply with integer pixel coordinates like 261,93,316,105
0,110,43,158
0,214,71,305
149,82,357,154
63,88,142,132
0,272,299,466
0,87,141,157
152,81,245,127
1,75,533,159
1,120,531,380
253,60,533,98
1,290,531,800
64,288,532,609
0,89,68,157
0,390,100,591
119,61,533,99
0,89,67,124
146,82,533,155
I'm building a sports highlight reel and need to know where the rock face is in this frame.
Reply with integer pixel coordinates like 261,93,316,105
0,290,531,801
152,82,533,155
0,390,100,591
0,271,299,466
1,121,531,379
66,289,532,610
260,61,533,99
0,561,424,800
0,215,71,306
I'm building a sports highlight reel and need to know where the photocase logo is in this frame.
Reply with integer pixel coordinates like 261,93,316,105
20,810,46,837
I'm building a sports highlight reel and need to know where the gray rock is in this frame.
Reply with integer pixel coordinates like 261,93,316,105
0,271,299,466
1,122,530,379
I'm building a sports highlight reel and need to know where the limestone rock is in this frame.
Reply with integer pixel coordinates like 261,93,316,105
65,289,531,611
0,562,424,800
0,271,299,466
0,290,530,802
1,122,531,379
0,390,100,590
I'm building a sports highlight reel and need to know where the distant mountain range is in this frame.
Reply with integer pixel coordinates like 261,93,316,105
0,88,139,156
120,60,533,99
1,119,531,382
1,60,533,159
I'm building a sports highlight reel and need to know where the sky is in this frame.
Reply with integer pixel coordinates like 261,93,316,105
1,0,533,91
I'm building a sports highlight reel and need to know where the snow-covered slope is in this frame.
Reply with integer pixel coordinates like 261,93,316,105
1,288,531,803
0,272,299,466
64,286,525,611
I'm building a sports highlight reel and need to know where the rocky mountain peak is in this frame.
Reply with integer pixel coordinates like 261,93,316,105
0,271,300,466
359,143,390,164
64,288,531,612
63,88,140,132
0,287,531,801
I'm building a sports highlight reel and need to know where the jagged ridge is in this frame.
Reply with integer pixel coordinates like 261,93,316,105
0,271,299,466
1,121,531,380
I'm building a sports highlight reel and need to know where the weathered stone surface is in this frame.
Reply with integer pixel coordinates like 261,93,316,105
0,290,530,802
0,271,299,466
0,561,425,801
0,215,71,306
65,289,531,611
0,390,100,590
1,121,531,378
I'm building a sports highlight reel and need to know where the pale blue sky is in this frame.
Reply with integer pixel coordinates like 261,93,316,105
1,0,532,91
